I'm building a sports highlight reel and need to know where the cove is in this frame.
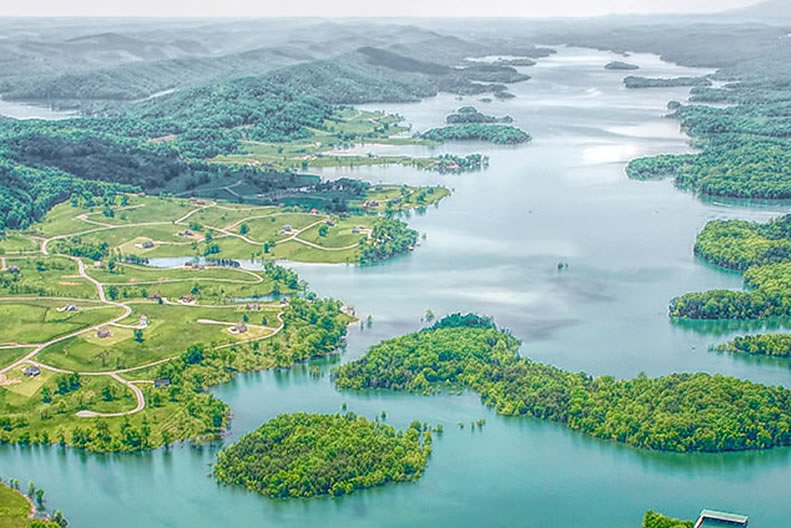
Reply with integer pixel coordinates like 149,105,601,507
2,46,790,528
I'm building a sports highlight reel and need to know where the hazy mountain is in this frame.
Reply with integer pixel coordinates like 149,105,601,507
718,0,791,23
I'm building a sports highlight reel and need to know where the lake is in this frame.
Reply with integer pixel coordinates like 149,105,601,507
2,46,788,527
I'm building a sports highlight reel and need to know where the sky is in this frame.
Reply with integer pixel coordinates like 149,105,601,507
0,0,765,17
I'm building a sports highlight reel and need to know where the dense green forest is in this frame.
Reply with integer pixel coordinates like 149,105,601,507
605,61,639,71
446,106,514,124
716,333,791,358
420,124,531,144
214,412,432,498
333,314,791,452
668,215,791,320
670,261,791,319
694,215,791,270
623,76,711,89
641,511,693,528
359,218,418,264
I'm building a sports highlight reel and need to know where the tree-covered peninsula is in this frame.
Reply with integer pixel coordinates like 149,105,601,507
446,106,514,124
642,511,693,528
333,314,791,452
669,214,791,320
715,334,791,358
419,124,531,145
605,61,639,70
623,76,711,89
214,413,432,498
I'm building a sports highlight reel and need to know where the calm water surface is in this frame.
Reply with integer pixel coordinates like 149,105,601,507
3,47,790,528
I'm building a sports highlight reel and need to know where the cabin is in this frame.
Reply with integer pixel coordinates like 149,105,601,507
180,295,195,304
280,296,291,306
246,304,261,311
695,510,749,528
149,293,162,300
351,227,361,234
154,378,171,388
7,265,20,274
281,224,293,233
178,230,194,238
23,365,40,377
139,315,149,327
362,200,380,208
326,220,335,227
234,323,248,334
141,241,154,249
310,208,320,215
93,261,104,269
96,327,112,339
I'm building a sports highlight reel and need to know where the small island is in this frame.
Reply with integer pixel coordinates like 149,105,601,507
605,61,639,70
624,75,712,89
446,106,513,124
420,123,531,145
334,313,791,452
213,412,432,498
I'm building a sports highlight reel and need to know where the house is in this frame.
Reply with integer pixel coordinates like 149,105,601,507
93,261,104,269
96,328,112,339
246,304,261,311
139,315,149,327
141,241,154,249
234,323,248,334
7,265,20,274
281,224,292,233
362,200,380,208
280,296,291,306
178,230,194,238
58,304,79,313
23,366,40,377
154,378,171,388
326,220,335,227
150,293,162,300
180,295,195,304
310,208,320,215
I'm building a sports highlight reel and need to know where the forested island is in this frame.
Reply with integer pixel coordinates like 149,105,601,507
605,61,639,70
213,413,432,498
419,124,531,144
623,76,712,89
333,314,791,452
446,106,513,124
715,334,791,358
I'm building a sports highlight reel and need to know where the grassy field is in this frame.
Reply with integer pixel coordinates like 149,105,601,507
0,300,122,345
0,481,32,528
209,109,440,171
37,302,281,372
0,348,34,371
239,213,321,243
350,185,450,213
0,235,39,254
298,217,372,248
0,256,97,299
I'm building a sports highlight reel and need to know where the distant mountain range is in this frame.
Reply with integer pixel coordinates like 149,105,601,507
718,0,791,23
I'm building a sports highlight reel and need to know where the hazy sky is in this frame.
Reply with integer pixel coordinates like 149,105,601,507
0,0,763,17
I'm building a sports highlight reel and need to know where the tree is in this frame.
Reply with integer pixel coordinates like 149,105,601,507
424,309,435,323
319,225,329,237
134,329,144,343
240,223,249,235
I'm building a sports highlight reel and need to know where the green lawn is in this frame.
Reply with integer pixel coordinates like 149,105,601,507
0,256,97,299
0,348,34,371
37,303,281,372
0,235,39,254
0,300,122,344
0,481,31,528
298,217,372,248
352,185,450,213
240,213,321,243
